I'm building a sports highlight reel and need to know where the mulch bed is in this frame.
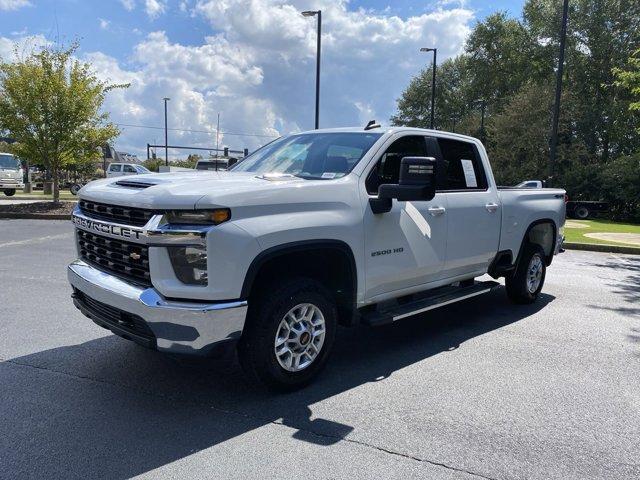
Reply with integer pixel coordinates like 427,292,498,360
0,201,75,216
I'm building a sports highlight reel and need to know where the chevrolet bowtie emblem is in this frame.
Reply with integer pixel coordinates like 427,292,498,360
129,252,141,260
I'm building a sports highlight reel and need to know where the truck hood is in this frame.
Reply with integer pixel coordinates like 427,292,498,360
78,171,350,210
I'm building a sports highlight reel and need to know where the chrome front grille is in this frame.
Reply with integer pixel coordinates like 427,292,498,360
77,229,151,286
78,200,156,227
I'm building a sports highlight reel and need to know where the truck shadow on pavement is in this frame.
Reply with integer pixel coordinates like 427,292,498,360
1,289,554,480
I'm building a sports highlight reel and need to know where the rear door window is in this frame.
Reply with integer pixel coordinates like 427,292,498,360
108,164,121,172
436,138,487,191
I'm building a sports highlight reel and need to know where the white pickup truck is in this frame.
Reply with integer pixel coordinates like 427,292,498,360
68,126,565,390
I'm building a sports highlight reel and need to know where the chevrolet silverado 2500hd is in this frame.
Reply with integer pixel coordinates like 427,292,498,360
68,126,565,390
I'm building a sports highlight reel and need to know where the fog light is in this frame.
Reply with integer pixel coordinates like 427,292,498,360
168,246,208,285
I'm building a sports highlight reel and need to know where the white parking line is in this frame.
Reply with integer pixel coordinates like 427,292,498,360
0,233,72,248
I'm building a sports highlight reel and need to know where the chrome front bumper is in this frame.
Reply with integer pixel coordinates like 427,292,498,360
68,259,247,356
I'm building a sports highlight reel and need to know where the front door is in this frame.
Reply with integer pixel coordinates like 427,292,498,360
362,134,448,301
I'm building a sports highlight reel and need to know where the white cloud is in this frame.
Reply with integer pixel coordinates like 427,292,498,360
99,18,110,30
0,0,31,11
0,34,49,62
0,1,475,158
120,0,135,11
145,0,166,19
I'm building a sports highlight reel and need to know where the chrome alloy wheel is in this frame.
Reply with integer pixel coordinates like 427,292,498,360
527,254,544,294
274,303,326,372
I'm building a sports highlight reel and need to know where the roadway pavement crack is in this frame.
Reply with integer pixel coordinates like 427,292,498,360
2,357,497,480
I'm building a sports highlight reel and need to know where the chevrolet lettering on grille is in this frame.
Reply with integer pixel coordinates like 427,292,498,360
73,215,144,241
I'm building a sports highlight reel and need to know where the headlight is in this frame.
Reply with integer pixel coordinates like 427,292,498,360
164,208,230,225
168,246,208,285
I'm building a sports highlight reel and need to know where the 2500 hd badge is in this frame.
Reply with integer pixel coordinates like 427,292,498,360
73,215,143,240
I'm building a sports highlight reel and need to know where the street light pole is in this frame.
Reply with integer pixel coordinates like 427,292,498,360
420,47,437,129
549,0,569,186
480,100,486,143
302,10,322,129
163,97,170,166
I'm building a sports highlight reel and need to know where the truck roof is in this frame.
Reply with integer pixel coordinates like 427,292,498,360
294,126,481,143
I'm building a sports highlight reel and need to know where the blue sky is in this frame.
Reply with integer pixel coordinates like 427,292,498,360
0,0,525,157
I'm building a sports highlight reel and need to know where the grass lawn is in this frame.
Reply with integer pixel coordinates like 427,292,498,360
564,219,640,246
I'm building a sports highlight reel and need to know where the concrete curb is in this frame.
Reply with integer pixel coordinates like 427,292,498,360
564,242,640,255
0,197,76,202
0,213,70,220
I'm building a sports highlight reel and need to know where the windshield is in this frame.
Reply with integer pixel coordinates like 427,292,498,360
0,154,20,170
231,132,382,179
135,165,150,173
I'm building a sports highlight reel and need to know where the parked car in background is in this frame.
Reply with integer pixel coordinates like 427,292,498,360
0,152,25,196
106,163,151,178
516,180,545,188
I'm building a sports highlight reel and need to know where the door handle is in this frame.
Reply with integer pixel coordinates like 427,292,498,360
485,203,499,213
428,206,446,216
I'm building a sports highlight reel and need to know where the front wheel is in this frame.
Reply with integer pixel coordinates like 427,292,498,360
505,244,546,304
3,189,16,196
238,278,337,391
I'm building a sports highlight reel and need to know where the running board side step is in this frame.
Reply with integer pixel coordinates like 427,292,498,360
360,280,500,327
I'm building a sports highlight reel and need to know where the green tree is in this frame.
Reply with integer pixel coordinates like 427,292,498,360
390,56,475,130
0,43,127,202
614,49,640,127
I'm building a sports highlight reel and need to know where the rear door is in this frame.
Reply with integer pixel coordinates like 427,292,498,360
434,137,501,278
362,134,448,300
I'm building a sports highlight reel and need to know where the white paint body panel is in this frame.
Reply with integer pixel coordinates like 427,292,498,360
77,127,566,306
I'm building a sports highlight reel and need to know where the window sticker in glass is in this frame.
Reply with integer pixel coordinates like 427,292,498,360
460,159,477,188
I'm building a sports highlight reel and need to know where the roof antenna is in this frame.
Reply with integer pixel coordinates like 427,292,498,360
364,120,381,130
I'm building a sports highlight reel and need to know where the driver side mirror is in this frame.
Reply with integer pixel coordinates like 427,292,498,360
370,156,437,214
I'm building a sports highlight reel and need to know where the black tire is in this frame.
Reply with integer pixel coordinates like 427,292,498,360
574,206,590,219
4,189,15,196
505,244,546,304
238,278,337,391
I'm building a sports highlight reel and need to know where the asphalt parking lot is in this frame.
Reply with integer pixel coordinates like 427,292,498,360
0,219,638,480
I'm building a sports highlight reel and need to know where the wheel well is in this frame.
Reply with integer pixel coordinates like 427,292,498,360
242,242,357,326
522,220,556,265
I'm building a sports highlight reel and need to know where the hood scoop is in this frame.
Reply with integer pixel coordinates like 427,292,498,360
114,179,159,189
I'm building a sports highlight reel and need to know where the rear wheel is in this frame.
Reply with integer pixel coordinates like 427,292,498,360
505,244,546,304
3,189,15,196
574,206,590,219
238,278,337,391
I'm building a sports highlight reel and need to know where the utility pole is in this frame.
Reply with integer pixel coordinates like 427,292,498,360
163,97,170,166
302,10,322,129
420,47,437,129
549,0,569,186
